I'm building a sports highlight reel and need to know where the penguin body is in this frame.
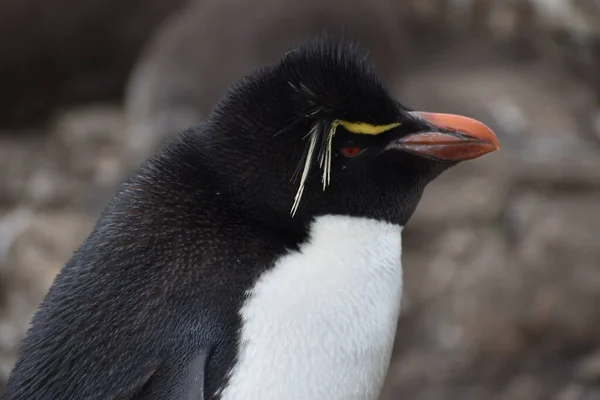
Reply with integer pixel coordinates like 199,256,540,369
4,38,499,400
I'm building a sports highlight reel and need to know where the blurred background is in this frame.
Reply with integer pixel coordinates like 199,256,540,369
1,0,600,398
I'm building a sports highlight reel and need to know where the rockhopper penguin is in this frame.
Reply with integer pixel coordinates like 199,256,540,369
3,38,499,400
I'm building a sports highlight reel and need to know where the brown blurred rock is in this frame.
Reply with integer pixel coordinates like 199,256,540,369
0,209,95,388
576,350,600,383
406,0,600,93
0,106,131,211
382,147,600,398
0,0,189,128
0,105,132,393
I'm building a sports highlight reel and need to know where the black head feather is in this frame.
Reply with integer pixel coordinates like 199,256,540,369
194,35,453,230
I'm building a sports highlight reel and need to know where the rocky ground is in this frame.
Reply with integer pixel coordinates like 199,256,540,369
1,0,600,398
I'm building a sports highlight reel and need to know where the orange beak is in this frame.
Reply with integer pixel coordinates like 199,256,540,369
391,111,500,161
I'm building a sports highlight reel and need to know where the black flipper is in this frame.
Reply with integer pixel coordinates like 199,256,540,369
133,351,209,400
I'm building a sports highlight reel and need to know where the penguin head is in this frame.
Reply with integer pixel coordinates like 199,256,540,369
206,37,499,228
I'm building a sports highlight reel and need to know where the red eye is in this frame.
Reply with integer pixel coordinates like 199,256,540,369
340,147,363,157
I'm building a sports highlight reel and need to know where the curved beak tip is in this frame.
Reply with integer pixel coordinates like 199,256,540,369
399,111,500,162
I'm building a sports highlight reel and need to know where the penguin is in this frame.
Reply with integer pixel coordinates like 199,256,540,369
3,37,499,400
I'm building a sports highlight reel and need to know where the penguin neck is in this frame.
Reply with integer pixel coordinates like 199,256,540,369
218,214,404,400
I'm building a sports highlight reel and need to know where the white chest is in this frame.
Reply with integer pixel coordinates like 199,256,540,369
219,215,404,400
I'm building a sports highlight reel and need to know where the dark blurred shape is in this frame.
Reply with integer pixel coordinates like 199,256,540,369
0,0,189,128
